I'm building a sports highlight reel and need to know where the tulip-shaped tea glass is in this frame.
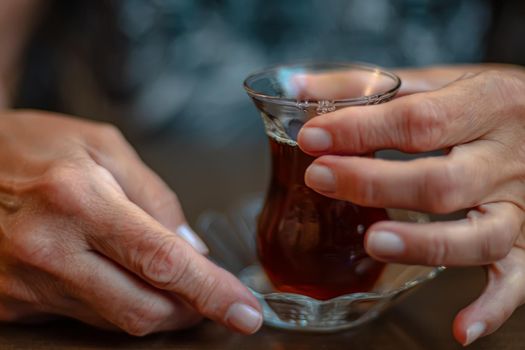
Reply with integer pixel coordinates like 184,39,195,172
245,63,404,300
198,63,443,333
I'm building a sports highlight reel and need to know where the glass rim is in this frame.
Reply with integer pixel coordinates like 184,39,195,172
243,61,402,107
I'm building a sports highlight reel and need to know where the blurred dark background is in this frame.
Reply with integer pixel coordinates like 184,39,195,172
13,0,525,224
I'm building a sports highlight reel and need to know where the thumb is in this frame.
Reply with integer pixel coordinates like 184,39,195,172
393,65,499,96
452,249,525,346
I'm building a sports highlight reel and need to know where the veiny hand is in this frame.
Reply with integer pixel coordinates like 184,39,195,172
0,111,262,335
297,66,525,346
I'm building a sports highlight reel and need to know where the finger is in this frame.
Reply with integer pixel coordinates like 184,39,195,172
395,64,525,96
452,249,525,346
364,202,522,266
85,199,263,335
292,70,398,100
395,66,479,96
291,65,487,100
85,130,208,254
297,72,501,155
59,252,202,335
305,148,492,213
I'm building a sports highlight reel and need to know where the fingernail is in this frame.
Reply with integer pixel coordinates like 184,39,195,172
225,303,263,334
465,322,486,346
305,164,336,192
300,127,332,152
367,231,405,257
176,224,209,255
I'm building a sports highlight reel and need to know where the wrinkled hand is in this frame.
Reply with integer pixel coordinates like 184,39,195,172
297,66,525,345
0,111,262,335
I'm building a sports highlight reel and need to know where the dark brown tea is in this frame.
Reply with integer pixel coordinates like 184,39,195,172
257,136,388,300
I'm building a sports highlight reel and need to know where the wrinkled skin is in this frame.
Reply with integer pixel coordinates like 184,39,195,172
0,111,262,335
298,65,525,346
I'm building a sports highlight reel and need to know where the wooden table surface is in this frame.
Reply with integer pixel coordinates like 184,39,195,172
1,267,523,349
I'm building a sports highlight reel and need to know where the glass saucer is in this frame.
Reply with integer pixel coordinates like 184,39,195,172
196,195,444,332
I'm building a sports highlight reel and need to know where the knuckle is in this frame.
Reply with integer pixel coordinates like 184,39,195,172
120,300,170,336
399,97,447,152
37,161,93,213
96,123,125,143
482,236,509,262
42,162,81,191
347,116,369,153
507,73,525,96
427,233,450,266
141,237,190,287
482,215,516,262
477,70,525,103
9,230,59,271
478,70,505,86
139,235,225,317
425,162,464,214
350,171,380,206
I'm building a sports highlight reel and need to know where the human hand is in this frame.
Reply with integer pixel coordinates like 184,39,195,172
297,65,525,345
0,111,262,335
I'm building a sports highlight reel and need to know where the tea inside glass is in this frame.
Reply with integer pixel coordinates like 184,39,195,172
244,63,401,300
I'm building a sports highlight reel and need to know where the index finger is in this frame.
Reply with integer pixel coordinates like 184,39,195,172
298,72,502,155
84,192,262,335
294,65,519,99
292,70,395,100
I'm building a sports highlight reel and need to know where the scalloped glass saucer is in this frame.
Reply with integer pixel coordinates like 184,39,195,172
196,195,444,332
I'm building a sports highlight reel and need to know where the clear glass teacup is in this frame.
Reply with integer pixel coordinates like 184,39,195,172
198,63,442,332
244,63,402,299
